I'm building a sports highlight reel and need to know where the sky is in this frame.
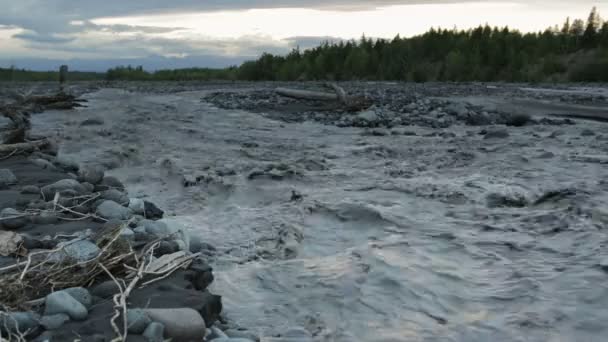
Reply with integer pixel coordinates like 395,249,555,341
0,1,606,71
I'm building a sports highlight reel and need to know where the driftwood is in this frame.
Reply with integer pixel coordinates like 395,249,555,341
276,82,372,112
0,139,49,154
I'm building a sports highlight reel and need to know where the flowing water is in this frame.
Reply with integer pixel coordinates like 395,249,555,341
32,87,608,341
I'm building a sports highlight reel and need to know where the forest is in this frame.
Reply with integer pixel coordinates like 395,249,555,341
2,7,608,83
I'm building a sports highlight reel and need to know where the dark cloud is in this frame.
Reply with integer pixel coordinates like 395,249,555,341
12,31,75,44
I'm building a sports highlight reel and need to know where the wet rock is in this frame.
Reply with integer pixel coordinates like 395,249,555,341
31,158,58,171
63,287,93,309
187,258,214,291
78,165,105,185
0,208,27,230
486,193,528,208
537,151,555,159
225,330,260,341
128,198,145,215
54,155,79,172
208,326,229,340
79,118,105,126
91,280,121,299
31,212,59,225
0,311,40,335
0,169,17,189
144,308,206,341
483,128,510,139
505,113,531,127
44,291,88,321
126,309,152,334
62,240,100,262
21,185,40,194
95,176,125,192
41,179,86,200
144,201,164,219
40,314,70,330
101,189,129,206
143,322,165,342
96,200,133,220
581,129,595,137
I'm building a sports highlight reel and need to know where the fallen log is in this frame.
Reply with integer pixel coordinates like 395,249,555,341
0,139,49,155
276,83,373,112
275,87,339,101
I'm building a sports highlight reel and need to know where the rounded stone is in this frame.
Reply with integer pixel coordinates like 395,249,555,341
144,308,206,341
0,311,40,335
41,313,70,330
63,287,93,308
44,291,88,321
126,309,152,334
1,208,27,230
143,322,165,342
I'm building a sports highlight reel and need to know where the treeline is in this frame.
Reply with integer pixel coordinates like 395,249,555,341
4,7,608,82
236,7,608,82
0,67,104,82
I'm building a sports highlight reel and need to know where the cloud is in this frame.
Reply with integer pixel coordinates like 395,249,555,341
12,31,75,44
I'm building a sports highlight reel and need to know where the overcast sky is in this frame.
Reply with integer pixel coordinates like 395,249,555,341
0,1,606,70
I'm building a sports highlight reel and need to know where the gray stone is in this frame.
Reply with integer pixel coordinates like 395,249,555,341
208,326,229,340
483,129,510,140
62,240,100,262
225,329,260,341
101,189,129,206
446,102,469,117
144,308,206,341
357,110,378,123
1,208,27,230
0,169,17,189
140,220,172,237
40,314,70,330
54,155,79,172
143,322,165,342
31,158,58,171
120,228,135,239
126,309,151,334
21,185,40,194
96,200,133,220
581,129,596,137
44,291,88,321
91,280,120,299
96,176,125,192
0,311,40,335
41,179,86,200
63,287,92,308
81,182,95,193
78,165,105,185
128,198,145,215
31,212,59,225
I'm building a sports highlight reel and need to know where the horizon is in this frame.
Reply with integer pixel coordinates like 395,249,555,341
1,1,607,71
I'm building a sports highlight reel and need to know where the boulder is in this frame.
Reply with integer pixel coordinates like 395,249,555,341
128,198,145,215
187,258,214,291
143,322,165,342
54,155,79,172
62,240,100,262
31,158,58,171
40,313,70,330
144,308,206,341
0,208,27,230
21,185,40,194
95,176,125,192
0,169,17,189
0,311,40,336
44,291,88,321
483,128,510,140
144,201,164,219
96,200,133,220
77,165,105,185
91,280,121,299
126,309,151,334
101,189,129,206
79,118,105,126
356,110,379,125
41,179,86,200
63,287,93,308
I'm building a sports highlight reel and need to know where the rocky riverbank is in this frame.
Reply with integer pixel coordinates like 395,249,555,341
0,90,257,341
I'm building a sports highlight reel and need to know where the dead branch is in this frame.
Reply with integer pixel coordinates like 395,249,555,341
276,83,372,112
0,139,49,154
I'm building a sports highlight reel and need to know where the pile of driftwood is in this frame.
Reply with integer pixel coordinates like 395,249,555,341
0,91,85,154
276,82,372,112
